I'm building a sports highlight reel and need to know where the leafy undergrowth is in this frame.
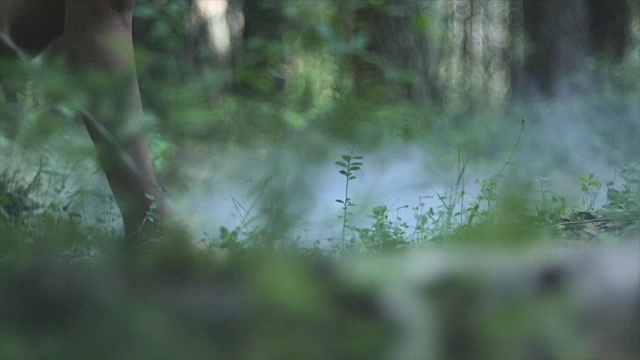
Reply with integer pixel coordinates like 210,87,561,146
0,158,639,360
2,153,639,258
215,158,640,255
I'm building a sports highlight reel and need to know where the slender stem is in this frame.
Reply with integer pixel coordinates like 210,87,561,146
341,167,350,252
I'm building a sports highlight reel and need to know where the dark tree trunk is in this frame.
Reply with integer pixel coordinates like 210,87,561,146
511,0,632,98
133,0,213,78
231,0,288,97
349,0,435,104
586,0,630,63
519,0,589,97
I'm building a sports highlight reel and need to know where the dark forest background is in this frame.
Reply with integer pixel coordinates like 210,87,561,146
132,0,638,146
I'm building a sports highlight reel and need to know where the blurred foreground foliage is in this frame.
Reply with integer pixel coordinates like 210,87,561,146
0,211,638,359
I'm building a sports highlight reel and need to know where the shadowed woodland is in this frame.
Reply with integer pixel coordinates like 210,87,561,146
0,0,639,358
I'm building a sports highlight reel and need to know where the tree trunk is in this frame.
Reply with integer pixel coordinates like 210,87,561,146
350,0,435,103
232,0,288,97
520,0,589,97
511,0,632,98
586,0,630,63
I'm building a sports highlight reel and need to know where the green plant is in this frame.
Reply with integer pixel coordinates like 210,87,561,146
601,162,640,234
0,168,42,222
410,197,431,242
427,151,469,239
335,153,363,252
535,177,568,229
211,193,266,254
355,205,410,252
0,164,108,264
578,172,602,211
465,177,500,226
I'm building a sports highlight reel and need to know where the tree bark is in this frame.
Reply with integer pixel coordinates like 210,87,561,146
511,0,632,98
350,0,435,103
231,0,288,97
586,0,630,63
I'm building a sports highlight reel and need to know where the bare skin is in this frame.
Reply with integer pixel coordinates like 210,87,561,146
1,0,169,243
